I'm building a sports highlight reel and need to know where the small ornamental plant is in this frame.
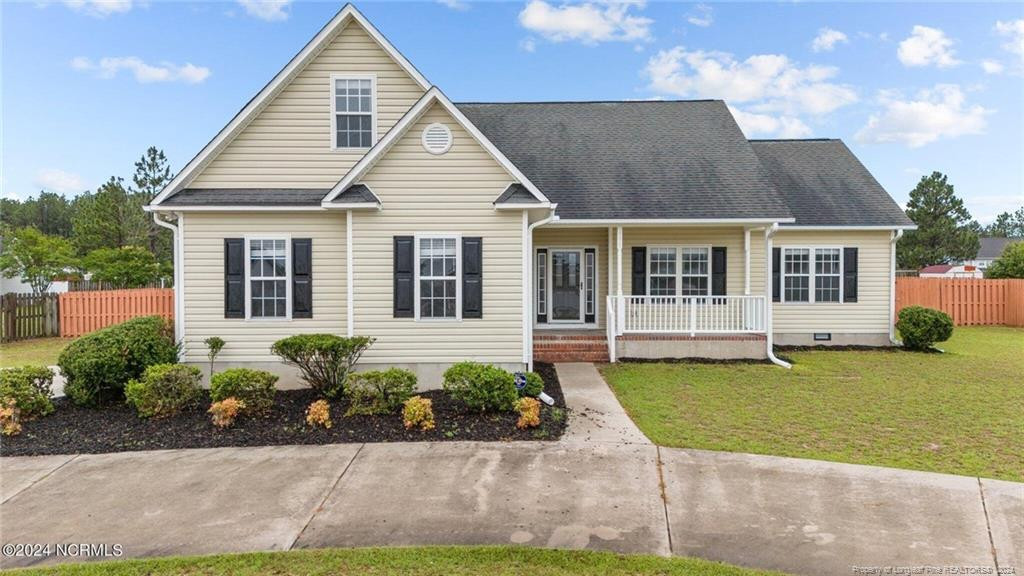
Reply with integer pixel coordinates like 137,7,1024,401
204,336,226,379
0,398,23,436
306,400,333,429
209,397,245,428
515,397,541,429
402,396,435,432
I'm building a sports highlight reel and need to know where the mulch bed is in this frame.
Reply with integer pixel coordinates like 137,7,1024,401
1,363,567,457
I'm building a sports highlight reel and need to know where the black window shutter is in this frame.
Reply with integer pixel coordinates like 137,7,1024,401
292,238,312,318
393,236,414,318
584,248,596,323
631,246,646,296
224,238,245,318
462,237,482,319
772,247,781,303
711,247,727,296
536,249,547,324
843,247,858,303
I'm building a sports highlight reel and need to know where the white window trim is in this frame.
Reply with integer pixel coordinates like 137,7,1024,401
244,234,292,321
780,246,844,304
646,245,712,297
329,73,377,151
414,233,462,322
535,245,599,325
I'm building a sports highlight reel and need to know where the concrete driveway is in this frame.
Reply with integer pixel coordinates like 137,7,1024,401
1,363,1020,575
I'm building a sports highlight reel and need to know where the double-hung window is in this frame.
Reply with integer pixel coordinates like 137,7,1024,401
648,247,710,296
332,76,375,149
248,238,289,318
417,236,459,320
782,247,842,303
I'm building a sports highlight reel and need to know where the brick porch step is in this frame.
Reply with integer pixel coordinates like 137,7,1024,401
533,332,610,363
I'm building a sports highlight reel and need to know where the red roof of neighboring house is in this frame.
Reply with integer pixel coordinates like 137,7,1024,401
920,265,953,274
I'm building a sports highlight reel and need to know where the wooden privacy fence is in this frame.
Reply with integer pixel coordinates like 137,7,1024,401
59,288,174,338
895,278,1024,327
1,293,61,343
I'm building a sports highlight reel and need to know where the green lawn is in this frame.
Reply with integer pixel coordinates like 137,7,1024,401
600,326,1024,482
0,337,73,368
6,546,782,576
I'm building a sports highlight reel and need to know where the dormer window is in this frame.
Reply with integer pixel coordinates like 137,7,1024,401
331,75,375,149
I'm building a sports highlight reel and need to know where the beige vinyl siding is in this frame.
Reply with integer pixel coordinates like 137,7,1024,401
189,21,426,189
750,229,893,333
533,227,609,329
180,212,347,363
353,103,524,364
620,227,748,296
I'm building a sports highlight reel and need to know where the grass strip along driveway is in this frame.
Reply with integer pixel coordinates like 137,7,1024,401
6,546,782,576
601,326,1024,482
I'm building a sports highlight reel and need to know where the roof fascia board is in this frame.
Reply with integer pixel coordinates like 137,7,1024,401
146,205,327,213
780,225,919,231
545,218,797,227
150,4,429,207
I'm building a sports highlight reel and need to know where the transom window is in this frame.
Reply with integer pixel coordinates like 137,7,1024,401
782,247,842,303
418,237,459,319
332,76,374,149
647,247,710,297
248,239,288,318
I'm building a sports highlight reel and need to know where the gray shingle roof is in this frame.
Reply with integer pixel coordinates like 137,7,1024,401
162,188,328,206
333,184,380,204
749,139,913,227
494,183,541,204
457,100,793,221
978,237,1018,259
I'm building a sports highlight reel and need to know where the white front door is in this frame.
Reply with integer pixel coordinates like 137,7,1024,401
550,249,583,322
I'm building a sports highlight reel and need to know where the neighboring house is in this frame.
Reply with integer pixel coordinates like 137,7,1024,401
145,4,915,383
963,237,1019,271
918,264,983,279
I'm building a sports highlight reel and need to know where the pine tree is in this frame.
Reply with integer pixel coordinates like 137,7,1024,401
130,147,175,262
897,172,980,269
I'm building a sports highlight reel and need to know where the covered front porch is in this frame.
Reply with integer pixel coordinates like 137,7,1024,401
529,222,784,364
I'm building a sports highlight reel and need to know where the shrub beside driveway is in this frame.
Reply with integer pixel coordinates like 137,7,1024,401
600,326,1024,482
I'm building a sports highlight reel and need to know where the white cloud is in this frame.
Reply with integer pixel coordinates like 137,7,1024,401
897,25,960,68
438,0,470,10
71,56,211,84
729,106,811,138
686,4,712,28
812,28,848,52
518,0,652,45
60,0,132,17
855,84,990,148
981,60,1004,75
236,0,291,22
520,37,537,53
35,169,84,194
995,19,1024,61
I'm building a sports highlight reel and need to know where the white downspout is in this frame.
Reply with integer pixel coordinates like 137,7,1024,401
152,212,183,344
346,210,354,337
524,208,557,371
889,229,904,345
764,223,791,368
744,227,751,295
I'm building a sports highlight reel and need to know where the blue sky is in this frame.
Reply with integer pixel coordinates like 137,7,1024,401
2,1,1022,223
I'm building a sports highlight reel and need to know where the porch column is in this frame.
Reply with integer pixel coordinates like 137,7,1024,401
607,227,613,297
616,226,623,296
744,227,751,295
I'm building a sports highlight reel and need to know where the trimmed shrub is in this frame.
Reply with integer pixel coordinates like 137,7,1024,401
442,361,518,412
0,366,55,419
271,334,374,399
515,397,541,429
402,396,434,432
306,400,333,429
345,368,417,416
209,368,278,415
519,372,544,397
58,315,177,406
896,306,954,351
209,397,244,428
124,364,203,418
1,399,22,436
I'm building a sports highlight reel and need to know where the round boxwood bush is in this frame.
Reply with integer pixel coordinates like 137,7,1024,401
442,361,518,412
209,368,278,415
896,306,954,351
520,372,544,397
346,368,417,416
124,364,203,418
58,316,178,406
0,366,55,419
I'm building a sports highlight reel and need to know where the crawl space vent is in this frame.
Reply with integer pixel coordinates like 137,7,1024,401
421,123,453,155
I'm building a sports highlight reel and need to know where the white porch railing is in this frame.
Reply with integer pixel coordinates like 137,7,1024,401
607,295,766,337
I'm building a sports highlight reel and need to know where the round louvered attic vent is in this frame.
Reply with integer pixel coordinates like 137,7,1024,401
421,123,453,155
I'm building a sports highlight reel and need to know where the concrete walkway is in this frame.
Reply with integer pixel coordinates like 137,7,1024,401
1,364,1020,575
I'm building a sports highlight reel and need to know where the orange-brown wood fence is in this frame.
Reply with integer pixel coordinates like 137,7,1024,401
59,288,174,338
895,278,1024,327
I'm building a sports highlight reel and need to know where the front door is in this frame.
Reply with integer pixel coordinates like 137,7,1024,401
550,250,582,322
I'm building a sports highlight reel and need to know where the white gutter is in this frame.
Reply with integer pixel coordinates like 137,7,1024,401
889,229,904,345
763,223,791,369
547,217,796,227
152,212,184,344
524,208,558,371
